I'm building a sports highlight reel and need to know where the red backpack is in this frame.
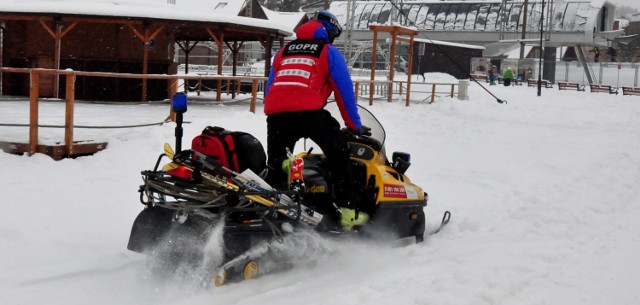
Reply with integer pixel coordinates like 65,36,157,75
191,126,266,174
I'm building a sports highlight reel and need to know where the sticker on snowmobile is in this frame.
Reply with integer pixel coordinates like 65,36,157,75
383,184,420,199
405,186,420,200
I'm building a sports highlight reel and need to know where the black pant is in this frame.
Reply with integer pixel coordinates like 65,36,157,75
266,109,352,206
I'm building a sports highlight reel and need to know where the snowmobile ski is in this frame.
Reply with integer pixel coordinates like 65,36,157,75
431,211,451,235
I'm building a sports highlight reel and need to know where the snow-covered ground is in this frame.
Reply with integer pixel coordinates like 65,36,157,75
1,78,640,305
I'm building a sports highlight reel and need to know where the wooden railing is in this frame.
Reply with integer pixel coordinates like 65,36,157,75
353,79,460,105
0,67,462,157
0,67,267,156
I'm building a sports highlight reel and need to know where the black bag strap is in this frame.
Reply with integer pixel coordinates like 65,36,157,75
202,125,226,135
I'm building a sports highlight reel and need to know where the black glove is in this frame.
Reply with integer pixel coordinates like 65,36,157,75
354,125,372,136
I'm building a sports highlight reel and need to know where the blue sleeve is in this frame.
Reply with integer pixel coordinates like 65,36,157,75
327,45,362,130
265,66,275,96
265,50,282,97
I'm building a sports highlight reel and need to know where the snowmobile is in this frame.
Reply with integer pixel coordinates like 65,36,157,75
127,98,450,286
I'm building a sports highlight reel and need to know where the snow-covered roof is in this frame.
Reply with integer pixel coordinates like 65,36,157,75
413,37,485,50
262,7,307,32
328,0,607,33
0,0,294,35
628,13,640,22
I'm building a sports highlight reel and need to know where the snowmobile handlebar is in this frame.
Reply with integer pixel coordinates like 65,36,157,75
342,125,372,137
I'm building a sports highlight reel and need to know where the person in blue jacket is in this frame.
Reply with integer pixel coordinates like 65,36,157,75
264,11,368,229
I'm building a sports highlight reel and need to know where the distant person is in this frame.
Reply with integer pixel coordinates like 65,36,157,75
590,47,600,62
488,65,497,86
503,67,514,86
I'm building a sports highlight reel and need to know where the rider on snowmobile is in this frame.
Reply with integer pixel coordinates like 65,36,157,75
263,11,369,230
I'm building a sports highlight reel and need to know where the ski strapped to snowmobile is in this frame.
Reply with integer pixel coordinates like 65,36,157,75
127,97,451,286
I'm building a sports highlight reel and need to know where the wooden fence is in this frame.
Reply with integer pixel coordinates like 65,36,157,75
0,67,267,158
0,67,461,158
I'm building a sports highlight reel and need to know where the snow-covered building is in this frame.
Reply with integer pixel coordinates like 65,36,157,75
329,0,620,50
0,0,303,101
323,0,621,82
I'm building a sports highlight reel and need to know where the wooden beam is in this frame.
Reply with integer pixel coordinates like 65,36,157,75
406,34,415,107
264,36,273,85
126,22,145,41
54,22,61,98
205,27,222,45
37,18,79,99
250,79,258,113
227,41,243,99
65,73,76,155
125,23,165,43
369,30,378,106
148,25,165,41
216,31,224,102
60,21,78,38
125,22,166,101
38,18,56,38
388,29,397,103
142,25,149,101
29,72,39,155
205,26,225,101
177,40,198,76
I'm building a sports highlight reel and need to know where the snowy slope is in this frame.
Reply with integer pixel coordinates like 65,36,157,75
1,81,640,305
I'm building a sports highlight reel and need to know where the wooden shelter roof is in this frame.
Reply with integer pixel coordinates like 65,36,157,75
0,0,298,41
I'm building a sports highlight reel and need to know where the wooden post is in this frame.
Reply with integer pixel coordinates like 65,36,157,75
370,25,419,106
250,79,258,113
126,22,164,102
226,40,243,99
450,84,455,97
38,18,77,99
388,29,397,103
431,84,436,104
216,32,224,102
263,36,273,93
369,30,378,106
406,35,415,107
142,25,149,102
64,73,75,156
54,22,61,99
29,72,40,155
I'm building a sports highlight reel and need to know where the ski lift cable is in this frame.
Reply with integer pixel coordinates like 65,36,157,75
382,0,507,104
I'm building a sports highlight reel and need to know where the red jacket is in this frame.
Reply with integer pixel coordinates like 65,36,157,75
264,21,361,130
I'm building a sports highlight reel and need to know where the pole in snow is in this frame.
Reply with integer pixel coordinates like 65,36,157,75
537,0,545,97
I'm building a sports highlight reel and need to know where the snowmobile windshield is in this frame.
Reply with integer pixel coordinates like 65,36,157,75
325,102,386,146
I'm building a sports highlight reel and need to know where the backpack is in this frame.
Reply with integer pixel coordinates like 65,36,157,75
191,126,266,174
